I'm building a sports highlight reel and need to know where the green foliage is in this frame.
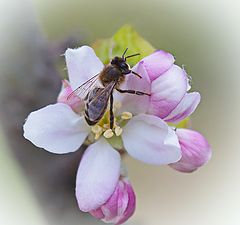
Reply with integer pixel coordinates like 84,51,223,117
92,25,155,66
168,117,191,129
93,25,192,129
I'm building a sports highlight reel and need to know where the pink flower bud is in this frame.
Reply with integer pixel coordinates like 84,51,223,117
140,50,175,81
57,80,83,113
89,177,136,225
169,128,212,173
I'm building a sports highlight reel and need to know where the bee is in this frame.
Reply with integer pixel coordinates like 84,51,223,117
68,48,150,129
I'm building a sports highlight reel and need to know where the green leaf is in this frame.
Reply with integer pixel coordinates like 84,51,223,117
92,38,112,65
92,24,155,66
168,117,191,129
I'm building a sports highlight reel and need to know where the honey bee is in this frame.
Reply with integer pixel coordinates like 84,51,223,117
68,48,150,129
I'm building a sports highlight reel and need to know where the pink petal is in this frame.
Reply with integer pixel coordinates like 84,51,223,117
141,50,175,81
65,46,104,90
114,62,151,115
169,129,212,173
164,92,201,123
116,178,136,225
23,103,89,153
89,208,104,219
149,65,188,118
57,80,84,113
121,114,181,165
90,177,136,225
76,138,121,212
102,180,127,223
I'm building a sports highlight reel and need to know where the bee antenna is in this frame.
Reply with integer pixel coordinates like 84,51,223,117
125,53,140,61
122,48,129,59
131,71,142,79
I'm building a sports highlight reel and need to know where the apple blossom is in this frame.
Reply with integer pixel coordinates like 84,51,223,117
89,177,136,225
137,52,211,172
169,129,212,173
23,45,211,224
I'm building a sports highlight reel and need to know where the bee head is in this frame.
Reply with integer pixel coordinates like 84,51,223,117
111,56,130,74
110,49,141,77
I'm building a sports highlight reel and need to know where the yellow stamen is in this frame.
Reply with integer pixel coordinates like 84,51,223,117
103,124,109,129
103,129,114,139
94,132,102,140
91,125,103,134
114,126,123,136
121,112,133,120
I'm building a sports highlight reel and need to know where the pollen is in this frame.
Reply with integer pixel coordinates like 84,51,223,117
103,124,109,129
91,104,133,140
121,112,133,120
91,125,103,140
103,129,114,139
114,126,123,136
91,125,103,134
94,132,102,140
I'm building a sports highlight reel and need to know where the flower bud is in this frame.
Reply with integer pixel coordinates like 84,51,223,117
140,50,175,81
90,177,136,225
169,128,211,173
57,80,83,113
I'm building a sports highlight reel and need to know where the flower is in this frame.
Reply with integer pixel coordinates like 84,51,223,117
89,177,136,225
169,128,212,172
134,51,211,172
23,45,210,224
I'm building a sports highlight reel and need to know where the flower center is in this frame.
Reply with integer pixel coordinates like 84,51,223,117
91,102,132,140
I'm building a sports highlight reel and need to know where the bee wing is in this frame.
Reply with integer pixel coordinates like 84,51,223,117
87,81,117,122
67,73,101,101
89,80,117,103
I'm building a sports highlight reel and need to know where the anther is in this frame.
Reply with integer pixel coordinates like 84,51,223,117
103,129,114,139
121,112,133,120
94,132,102,140
103,124,109,129
91,125,103,134
115,126,123,136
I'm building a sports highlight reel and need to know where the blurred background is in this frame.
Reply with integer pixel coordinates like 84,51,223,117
0,0,239,225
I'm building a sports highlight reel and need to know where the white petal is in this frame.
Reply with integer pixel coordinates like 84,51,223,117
183,68,192,91
76,138,121,212
164,92,201,123
65,46,104,89
23,103,89,153
122,114,181,165
163,127,182,163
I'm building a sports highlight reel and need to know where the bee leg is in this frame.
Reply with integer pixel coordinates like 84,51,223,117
110,92,114,129
116,88,151,96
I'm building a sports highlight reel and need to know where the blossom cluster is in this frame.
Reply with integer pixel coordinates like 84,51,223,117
23,46,211,224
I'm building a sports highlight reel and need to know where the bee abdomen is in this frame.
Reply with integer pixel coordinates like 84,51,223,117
84,113,98,126
84,97,107,126
84,106,100,125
